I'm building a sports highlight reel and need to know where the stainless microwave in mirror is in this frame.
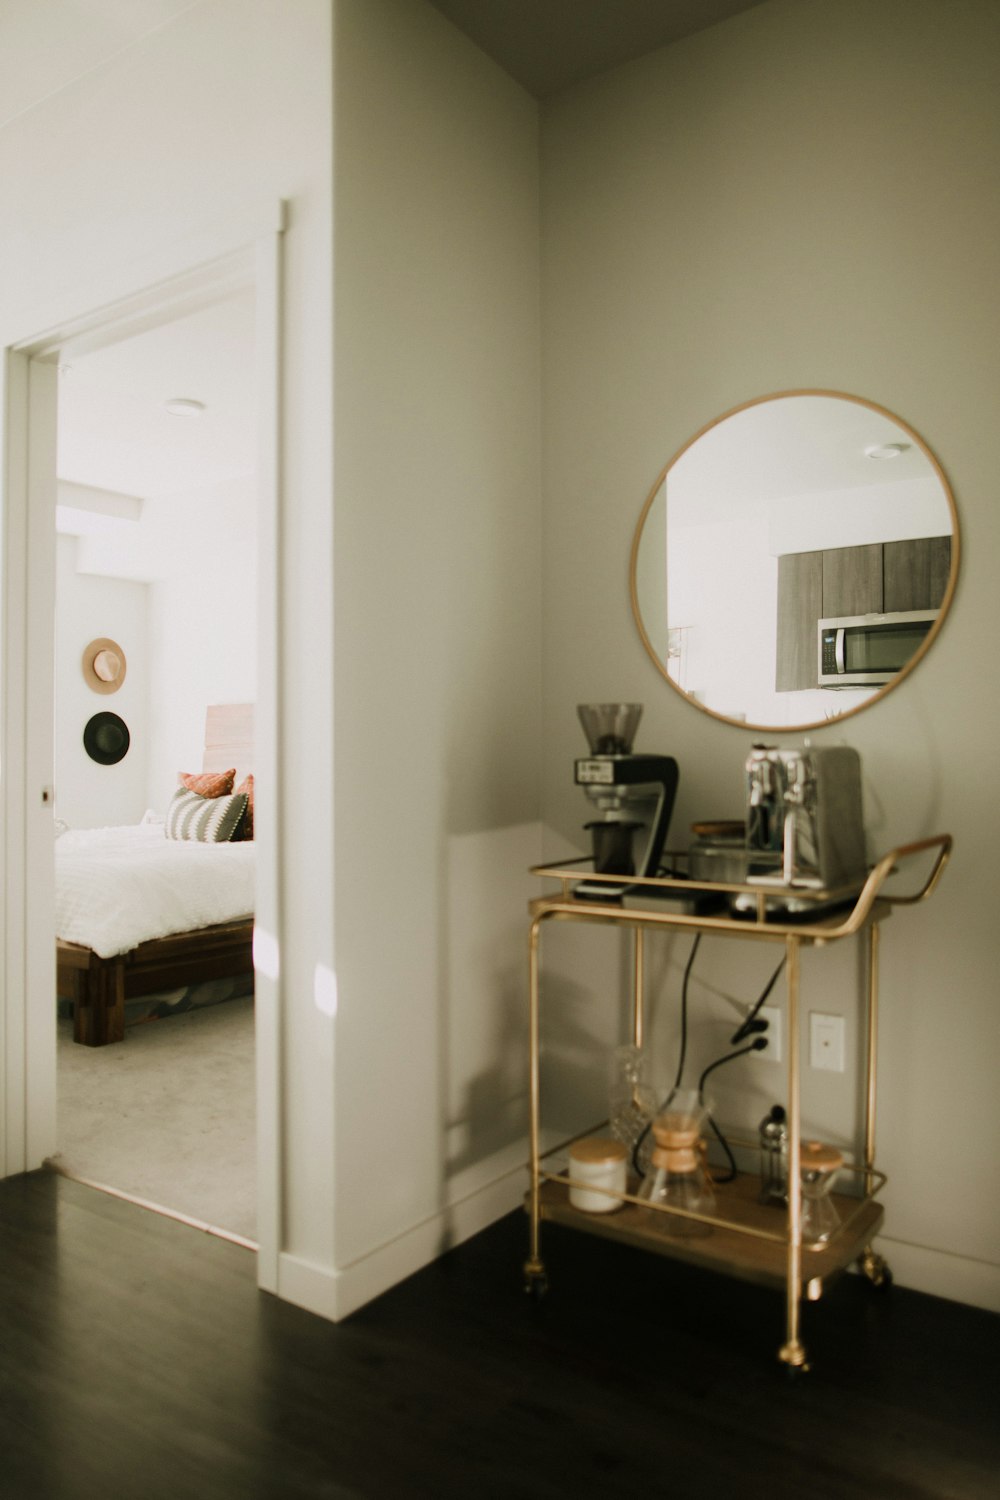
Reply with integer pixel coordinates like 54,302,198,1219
818,610,937,689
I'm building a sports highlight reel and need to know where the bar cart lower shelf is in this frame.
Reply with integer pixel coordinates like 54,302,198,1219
526,1176,884,1300
523,834,951,1371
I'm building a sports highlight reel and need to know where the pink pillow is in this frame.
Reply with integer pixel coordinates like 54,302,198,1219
179,768,235,798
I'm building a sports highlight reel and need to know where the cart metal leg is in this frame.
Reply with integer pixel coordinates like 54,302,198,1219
524,914,547,1295
632,927,645,1049
859,923,893,1287
863,921,879,1193
524,919,647,1294
778,934,809,1372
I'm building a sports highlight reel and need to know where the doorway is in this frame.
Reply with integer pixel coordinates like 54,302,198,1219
52,288,258,1244
2,234,283,1289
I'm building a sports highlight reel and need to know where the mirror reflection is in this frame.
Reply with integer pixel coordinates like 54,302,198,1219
630,391,958,731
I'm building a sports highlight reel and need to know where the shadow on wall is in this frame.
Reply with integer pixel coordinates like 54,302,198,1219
433,959,615,1261
445,970,527,1179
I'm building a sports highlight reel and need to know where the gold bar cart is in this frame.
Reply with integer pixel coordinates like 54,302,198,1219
523,835,952,1372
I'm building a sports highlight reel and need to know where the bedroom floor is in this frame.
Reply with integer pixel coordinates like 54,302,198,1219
0,1171,998,1499
53,994,255,1243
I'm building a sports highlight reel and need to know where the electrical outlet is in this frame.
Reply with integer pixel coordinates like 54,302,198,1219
810,1012,845,1072
750,1004,782,1063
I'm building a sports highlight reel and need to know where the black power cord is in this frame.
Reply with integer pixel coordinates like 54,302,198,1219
730,953,785,1046
631,934,701,1177
699,951,785,1182
673,934,702,1090
698,1040,768,1182
631,939,779,1181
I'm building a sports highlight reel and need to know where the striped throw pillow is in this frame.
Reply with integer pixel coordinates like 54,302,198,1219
165,787,249,843
234,773,254,839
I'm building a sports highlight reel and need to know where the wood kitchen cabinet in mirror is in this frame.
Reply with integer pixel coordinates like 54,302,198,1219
884,536,951,612
631,391,960,732
822,544,883,619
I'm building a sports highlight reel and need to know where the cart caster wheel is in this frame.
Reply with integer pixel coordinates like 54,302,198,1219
524,1272,549,1301
523,1260,549,1300
778,1342,810,1378
859,1249,893,1290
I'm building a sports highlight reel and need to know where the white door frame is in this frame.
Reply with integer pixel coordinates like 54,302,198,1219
0,211,285,1292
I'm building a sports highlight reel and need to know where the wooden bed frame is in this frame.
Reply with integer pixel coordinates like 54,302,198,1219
58,704,255,1047
58,919,254,1046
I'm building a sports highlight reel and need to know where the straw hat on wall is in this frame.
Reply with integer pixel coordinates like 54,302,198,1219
82,638,127,694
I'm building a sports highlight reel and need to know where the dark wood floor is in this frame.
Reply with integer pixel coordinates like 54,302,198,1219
1,1172,997,1499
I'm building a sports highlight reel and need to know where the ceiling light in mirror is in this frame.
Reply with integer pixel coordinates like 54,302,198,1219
629,390,959,733
865,442,908,460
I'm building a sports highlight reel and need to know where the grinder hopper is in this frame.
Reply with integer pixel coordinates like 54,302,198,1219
574,703,679,896
577,703,643,757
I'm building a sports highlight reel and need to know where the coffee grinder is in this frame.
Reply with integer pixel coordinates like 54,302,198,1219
574,704,679,899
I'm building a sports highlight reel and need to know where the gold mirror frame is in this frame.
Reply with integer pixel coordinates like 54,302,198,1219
629,389,960,733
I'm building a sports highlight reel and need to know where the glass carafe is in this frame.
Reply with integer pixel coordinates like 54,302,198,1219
609,1046,658,1175
637,1088,715,1236
799,1139,843,1244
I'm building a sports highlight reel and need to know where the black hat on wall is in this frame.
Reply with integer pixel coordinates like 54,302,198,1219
83,712,130,765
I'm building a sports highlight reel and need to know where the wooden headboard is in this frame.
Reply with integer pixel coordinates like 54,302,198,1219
203,703,254,788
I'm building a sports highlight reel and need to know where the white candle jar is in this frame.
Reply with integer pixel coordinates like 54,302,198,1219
568,1137,628,1213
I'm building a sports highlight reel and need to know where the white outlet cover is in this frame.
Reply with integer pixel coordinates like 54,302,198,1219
810,1012,846,1072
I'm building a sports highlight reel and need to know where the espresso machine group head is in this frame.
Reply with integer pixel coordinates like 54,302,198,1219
574,704,679,899
743,742,867,896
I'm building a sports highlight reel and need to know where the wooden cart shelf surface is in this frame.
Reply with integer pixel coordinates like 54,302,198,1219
530,1175,884,1298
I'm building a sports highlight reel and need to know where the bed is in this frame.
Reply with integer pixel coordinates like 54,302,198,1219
56,704,255,1047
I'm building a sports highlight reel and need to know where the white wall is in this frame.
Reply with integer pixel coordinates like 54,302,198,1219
331,0,542,1302
1,0,335,1302
540,0,1000,1310
54,534,150,828
141,476,257,808
5,0,542,1327
770,477,951,555
68,474,257,811
667,512,774,723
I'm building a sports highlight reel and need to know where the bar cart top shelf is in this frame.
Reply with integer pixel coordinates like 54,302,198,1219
529,833,952,944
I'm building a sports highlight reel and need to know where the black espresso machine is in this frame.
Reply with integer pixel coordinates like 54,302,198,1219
573,704,679,899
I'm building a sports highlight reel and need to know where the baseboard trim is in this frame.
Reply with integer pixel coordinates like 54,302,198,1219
874,1232,1000,1313
276,1248,341,1322
277,1166,529,1323
275,1187,1000,1321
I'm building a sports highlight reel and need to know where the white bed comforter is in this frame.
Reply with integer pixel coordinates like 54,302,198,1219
56,822,255,959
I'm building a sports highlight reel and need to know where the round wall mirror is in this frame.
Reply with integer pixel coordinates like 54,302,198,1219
630,390,959,732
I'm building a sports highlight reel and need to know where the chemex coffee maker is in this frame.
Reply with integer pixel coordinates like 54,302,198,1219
742,743,867,903
574,703,679,899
